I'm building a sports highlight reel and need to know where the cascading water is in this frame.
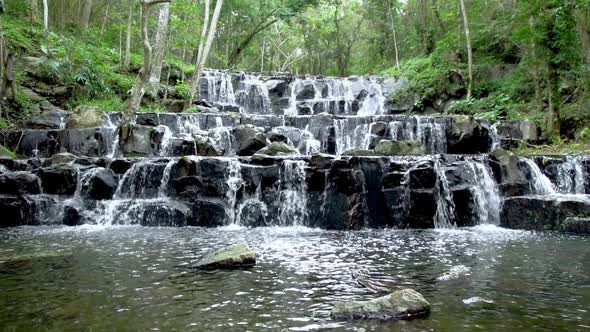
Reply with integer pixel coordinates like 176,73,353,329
388,116,447,153
236,74,272,114
522,158,556,195
334,118,372,155
433,159,456,229
278,160,308,226
201,70,236,105
225,159,243,224
469,161,501,225
357,79,386,116
557,155,586,194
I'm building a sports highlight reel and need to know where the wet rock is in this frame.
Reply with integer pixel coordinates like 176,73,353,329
234,126,268,156
255,142,298,156
447,115,490,154
0,172,41,195
375,140,426,156
501,196,590,231
25,109,69,129
82,168,117,200
108,159,133,175
267,132,289,144
47,152,77,165
66,106,103,129
140,202,189,227
62,206,82,226
0,195,35,227
135,113,160,126
489,149,529,196
560,217,590,235
193,244,256,270
237,200,268,227
169,138,197,156
331,289,430,321
296,83,316,100
342,149,375,157
195,135,224,156
37,165,78,195
175,176,204,199
121,125,164,157
188,198,228,227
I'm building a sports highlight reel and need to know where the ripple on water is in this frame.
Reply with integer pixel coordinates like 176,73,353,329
0,226,588,331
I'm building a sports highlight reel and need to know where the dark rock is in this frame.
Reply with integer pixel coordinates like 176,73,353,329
371,122,387,136
62,206,82,226
175,176,204,199
447,115,490,154
37,165,78,195
489,149,529,196
501,196,590,232
234,126,268,156
195,135,224,156
0,172,41,195
188,198,228,227
82,168,117,200
140,202,189,227
342,149,375,157
0,195,35,227
135,113,160,126
108,159,134,175
121,125,165,157
267,132,289,144
296,83,316,100
47,152,77,165
237,200,268,227
169,138,197,156
560,217,590,235
331,289,430,321
24,109,69,129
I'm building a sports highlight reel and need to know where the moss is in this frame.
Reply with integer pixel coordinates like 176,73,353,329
0,144,17,159
194,244,256,270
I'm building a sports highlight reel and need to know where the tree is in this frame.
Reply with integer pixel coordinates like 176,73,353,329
80,0,92,32
124,0,133,68
148,2,170,93
458,0,473,99
123,0,172,137
42,0,48,33
387,0,401,73
30,0,37,25
185,0,223,109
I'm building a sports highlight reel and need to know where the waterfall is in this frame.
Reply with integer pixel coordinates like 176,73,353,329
433,159,456,229
278,160,308,226
334,118,372,155
225,159,243,224
469,161,501,225
158,159,176,198
104,114,120,159
522,158,556,195
557,155,586,194
388,116,447,153
357,79,386,116
285,78,302,116
177,114,201,135
201,70,236,105
488,122,501,151
158,125,173,157
236,74,272,114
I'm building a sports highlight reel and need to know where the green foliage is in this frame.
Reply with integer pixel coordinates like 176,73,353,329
73,98,127,112
0,144,16,158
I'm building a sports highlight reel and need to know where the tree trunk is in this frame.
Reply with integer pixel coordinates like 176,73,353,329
387,0,401,73
124,0,133,69
186,0,223,109
100,1,110,39
546,63,560,138
42,0,49,33
123,0,171,137
148,2,170,92
0,53,16,101
80,0,92,32
227,17,278,68
458,0,473,99
30,0,37,25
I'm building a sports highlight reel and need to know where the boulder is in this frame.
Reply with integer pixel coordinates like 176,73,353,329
374,140,426,156
331,289,430,321
188,198,228,226
195,135,224,156
0,172,41,195
296,83,316,100
371,122,387,136
82,168,118,200
447,115,490,154
66,106,103,129
0,195,35,227
501,196,590,232
255,142,298,156
47,152,77,165
108,159,134,175
25,109,69,129
62,206,82,226
193,244,256,270
234,126,268,156
489,149,529,196
140,202,189,227
560,217,590,235
37,165,78,195
121,125,165,157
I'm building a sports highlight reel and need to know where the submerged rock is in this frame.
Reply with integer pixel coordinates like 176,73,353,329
193,244,256,270
331,289,430,321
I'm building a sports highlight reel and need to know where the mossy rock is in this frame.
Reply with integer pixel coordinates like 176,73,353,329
0,144,16,159
193,244,256,270
0,250,70,265
331,289,430,321
255,142,298,156
342,149,375,157
66,105,103,129
560,217,590,235
374,140,426,156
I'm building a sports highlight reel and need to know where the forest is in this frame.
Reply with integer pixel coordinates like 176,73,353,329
0,0,589,146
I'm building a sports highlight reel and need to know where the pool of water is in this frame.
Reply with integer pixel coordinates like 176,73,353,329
0,225,589,331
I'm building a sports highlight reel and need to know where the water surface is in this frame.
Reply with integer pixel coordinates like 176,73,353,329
1,225,589,331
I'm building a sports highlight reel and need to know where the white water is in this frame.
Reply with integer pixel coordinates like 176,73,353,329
225,159,243,224
278,160,308,226
469,161,501,225
433,159,457,229
557,155,586,194
522,159,556,195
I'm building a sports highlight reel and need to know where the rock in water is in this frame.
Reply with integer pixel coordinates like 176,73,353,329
255,142,298,156
66,105,103,129
331,289,430,321
193,244,256,270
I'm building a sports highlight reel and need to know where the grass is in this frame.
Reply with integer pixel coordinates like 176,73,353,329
512,142,590,156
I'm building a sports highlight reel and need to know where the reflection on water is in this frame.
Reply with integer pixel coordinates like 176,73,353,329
0,225,589,331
